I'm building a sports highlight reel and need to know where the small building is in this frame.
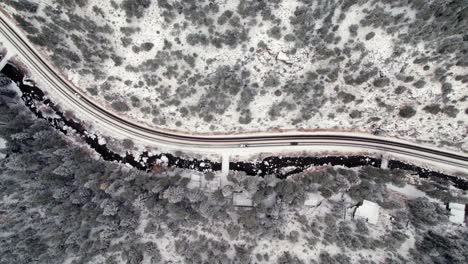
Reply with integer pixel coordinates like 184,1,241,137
233,192,253,207
205,180,220,191
186,173,201,189
448,203,466,226
354,200,380,225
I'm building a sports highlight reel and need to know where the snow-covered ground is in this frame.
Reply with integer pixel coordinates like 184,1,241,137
1,0,467,152
129,166,468,263
1,95,468,263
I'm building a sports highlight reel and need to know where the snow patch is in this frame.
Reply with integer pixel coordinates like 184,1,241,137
354,200,380,225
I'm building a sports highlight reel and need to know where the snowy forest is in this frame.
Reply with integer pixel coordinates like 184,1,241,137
1,75,468,263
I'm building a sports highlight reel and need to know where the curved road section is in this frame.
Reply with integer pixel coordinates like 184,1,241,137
1,11,467,174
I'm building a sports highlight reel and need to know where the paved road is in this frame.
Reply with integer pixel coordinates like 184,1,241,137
1,11,467,173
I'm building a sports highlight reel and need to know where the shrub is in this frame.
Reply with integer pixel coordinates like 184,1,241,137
338,91,355,103
264,74,280,87
239,110,253,124
442,105,459,117
373,77,390,88
111,101,130,112
13,14,39,34
412,79,426,88
268,26,282,39
217,10,233,25
441,82,453,97
284,33,296,42
5,0,38,13
86,87,98,96
398,105,416,118
394,86,406,95
407,198,448,228
349,110,362,119
121,0,152,19
130,96,141,107
120,26,140,35
412,230,468,263
277,251,304,264
365,32,375,40
422,104,441,114
140,42,154,51
186,33,209,46
237,0,269,18
348,24,359,37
